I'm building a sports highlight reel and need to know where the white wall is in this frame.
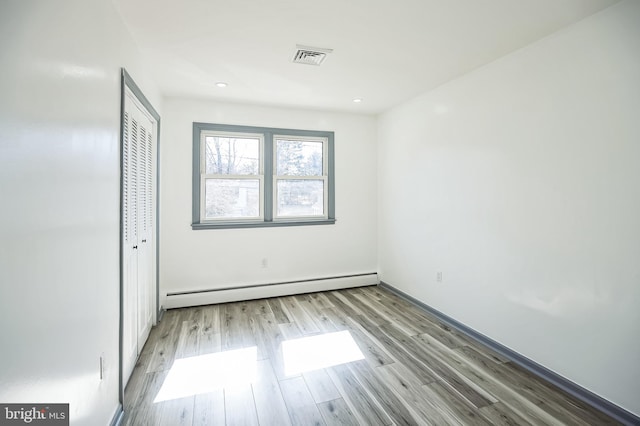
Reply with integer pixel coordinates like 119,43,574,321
160,98,377,302
0,1,160,424
378,0,640,417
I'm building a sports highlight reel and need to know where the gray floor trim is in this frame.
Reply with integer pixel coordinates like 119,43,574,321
378,281,640,426
110,404,124,426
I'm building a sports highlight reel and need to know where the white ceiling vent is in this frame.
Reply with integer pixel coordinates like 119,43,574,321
292,45,333,66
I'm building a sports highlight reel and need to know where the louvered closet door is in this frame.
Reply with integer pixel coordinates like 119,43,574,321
122,88,156,386
122,97,138,385
135,108,154,351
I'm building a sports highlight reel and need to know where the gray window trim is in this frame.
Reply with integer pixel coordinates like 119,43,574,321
192,122,335,229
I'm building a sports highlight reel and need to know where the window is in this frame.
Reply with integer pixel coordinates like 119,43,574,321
192,123,335,229
201,132,263,221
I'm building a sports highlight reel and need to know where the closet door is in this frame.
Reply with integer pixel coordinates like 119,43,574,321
122,99,139,384
122,88,156,386
136,110,154,351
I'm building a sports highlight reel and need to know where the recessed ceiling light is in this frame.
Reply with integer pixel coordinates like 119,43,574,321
353,98,363,103
215,82,228,88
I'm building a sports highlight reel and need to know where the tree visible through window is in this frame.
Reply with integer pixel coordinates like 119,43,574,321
203,135,261,219
192,123,335,229
275,138,325,218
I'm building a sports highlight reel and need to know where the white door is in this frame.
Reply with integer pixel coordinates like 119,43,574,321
122,88,157,386
136,111,154,351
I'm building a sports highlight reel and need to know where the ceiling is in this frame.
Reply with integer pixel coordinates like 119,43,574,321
113,0,618,114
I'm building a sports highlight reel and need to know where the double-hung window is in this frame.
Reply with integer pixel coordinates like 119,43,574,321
200,131,264,220
192,123,335,229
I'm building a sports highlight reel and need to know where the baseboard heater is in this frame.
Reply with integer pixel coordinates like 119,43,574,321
164,272,379,309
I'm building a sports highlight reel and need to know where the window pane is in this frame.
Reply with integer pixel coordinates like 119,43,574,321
276,139,323,176
276,179,324,217
205,179,260,219
205,136,259,175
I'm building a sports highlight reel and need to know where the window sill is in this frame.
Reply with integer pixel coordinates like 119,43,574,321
191,218,336,230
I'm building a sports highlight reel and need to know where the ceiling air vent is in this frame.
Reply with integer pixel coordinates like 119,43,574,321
292,45,333,66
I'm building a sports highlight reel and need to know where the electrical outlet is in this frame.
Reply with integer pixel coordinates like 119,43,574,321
437,272,443,283
261,258,268,268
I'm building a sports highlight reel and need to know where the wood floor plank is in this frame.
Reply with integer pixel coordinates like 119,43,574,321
280,296,322,335
371,286,432,318
314,308,342,333
422,380,494,425
318,307,349,331
138,324,162,358
123,349,152,410
220,302,257,351
279,321,304,340
280,376,326,426
156,395,194,426
308,292,335,309
322,308,395,368
327,364,392,426
248,313,281,362
353,314,438,384
247,315,268,360
363,285,393,301
454,345,614,425
295,294,340,333
379,322,498,408
338,290,389,326
200,304,221,335
123,370,168,426
317,398,359,426
247,313,293,380
244,298,272,316
267,298,292,324
502,358,620,425
438,345,567,424
224,384,259,426
323,292,364,319
373,287,480,348
175,319,200,359
253,359,292,426
197,331,221,356
373,363,449,426
472,344,511,365
348,287,433,336
416,324,470,350
368,286,429,317
346,360,419,426
375,287,506,360
303,369,341,403
479,402,535,426
277,320,305,379
198,303,222,358
186,305,205,322
146,310,182,373
193,390,225,426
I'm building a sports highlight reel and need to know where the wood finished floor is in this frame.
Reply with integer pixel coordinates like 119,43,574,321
123,286,619,425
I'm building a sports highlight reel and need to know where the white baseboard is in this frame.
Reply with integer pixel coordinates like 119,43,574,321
163,273,378,309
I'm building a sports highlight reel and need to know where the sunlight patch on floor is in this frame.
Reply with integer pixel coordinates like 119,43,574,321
282,330,364,376
154,346,257,403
